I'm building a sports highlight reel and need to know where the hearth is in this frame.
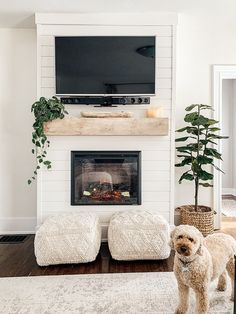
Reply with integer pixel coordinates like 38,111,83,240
71,151,141,205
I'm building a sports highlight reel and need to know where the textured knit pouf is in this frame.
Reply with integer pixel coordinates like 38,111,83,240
108,210,171,260
34,212,101,266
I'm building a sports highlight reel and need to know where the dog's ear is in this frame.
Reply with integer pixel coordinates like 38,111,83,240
169,228,176,249
196,232,204,256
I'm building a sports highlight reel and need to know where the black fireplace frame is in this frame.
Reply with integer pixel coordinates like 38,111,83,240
71,150,142,206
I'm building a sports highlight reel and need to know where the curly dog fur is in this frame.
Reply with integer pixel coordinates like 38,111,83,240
170,225,236,314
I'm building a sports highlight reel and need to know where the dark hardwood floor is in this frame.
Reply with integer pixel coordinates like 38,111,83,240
0,235,174,277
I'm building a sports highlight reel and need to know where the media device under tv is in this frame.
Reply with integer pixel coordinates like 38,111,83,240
55,36,155,106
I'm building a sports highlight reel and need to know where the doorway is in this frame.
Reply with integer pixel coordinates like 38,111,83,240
213,65,236,230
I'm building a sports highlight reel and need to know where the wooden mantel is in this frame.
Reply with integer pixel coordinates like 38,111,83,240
44,117,169,136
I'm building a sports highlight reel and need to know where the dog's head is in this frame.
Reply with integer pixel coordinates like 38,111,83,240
169,225,204,257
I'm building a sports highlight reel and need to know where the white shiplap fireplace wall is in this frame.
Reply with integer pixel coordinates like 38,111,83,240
36,13,177,240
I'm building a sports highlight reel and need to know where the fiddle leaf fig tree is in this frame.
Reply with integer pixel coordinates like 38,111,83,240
175,104,228,211
28,96,68,184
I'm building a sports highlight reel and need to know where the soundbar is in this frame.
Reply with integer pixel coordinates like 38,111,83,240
60,96,150,107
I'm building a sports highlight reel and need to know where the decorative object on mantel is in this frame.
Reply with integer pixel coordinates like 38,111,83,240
44,117,168,136
175,104,228,236
28,96,68,184
146,105,164,118
81,111,133,118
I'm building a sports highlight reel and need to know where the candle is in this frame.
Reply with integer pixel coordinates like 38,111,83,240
146,106,164,118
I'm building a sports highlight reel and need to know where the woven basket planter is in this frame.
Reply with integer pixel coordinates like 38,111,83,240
176,205,214,237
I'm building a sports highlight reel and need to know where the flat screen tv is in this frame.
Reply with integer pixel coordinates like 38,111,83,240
55,36,155,96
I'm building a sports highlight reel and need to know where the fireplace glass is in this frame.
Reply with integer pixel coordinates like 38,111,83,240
71,151,141,205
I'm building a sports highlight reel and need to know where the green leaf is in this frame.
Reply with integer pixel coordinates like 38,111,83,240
27,179,32,185
187,143,204,152
176,146,193,152
197,155,213,164
192,115,209,126
175,157,192,167
206,119,219,126
185,104,198,111
184,112,198,123
31,149,35,154
212,164,225,174
175,136,189,142
207,133,229,139
198,170,213,181
208,140,217,145
209,127,221,132
199,182,213,187
205,148,222,160
176,126,188,132
176,126,200,136
179,171,194,183
191,162,198,173
177,154,191,158
198,104,212,110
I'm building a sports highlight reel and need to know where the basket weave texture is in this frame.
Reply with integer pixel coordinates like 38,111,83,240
176,205,214,237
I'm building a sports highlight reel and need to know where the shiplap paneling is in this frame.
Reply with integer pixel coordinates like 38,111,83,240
36,17,176,238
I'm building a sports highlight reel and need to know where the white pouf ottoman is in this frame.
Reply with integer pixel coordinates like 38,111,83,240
108,210,170,260
35,212,101,266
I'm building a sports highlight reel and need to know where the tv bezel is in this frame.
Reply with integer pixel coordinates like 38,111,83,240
54,36,156,97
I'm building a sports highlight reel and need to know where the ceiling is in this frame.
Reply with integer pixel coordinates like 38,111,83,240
0,0,236,28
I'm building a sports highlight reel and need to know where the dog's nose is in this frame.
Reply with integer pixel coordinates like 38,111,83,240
180,246,187,253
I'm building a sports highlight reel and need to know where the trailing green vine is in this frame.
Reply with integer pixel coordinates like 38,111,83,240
28,96,68,184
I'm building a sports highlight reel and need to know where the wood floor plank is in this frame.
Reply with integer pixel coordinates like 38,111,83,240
0,229,234,277
0,237,174,277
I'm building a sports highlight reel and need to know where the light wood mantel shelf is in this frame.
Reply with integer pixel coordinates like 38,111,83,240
44,117,169,136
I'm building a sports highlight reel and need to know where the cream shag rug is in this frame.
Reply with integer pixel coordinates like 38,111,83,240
222,199,236,217
0,272,233,314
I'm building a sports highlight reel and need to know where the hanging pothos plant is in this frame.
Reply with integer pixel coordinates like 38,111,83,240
28,96,68,184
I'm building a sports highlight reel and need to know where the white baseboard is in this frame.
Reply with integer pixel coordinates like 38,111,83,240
222,188,236,196
0,217,37,234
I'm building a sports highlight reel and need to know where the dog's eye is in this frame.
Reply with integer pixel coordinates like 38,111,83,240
177,235,183,239
188,238,194,242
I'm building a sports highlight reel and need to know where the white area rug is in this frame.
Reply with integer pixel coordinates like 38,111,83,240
222,199,236,217
0,272,233,314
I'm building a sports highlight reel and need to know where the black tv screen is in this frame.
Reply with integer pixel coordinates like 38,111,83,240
55,36,155,95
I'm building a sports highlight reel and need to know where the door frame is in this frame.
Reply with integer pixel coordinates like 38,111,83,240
212,65,236,229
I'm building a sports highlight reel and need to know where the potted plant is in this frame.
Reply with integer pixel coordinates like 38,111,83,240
28,96,68,184
175,104,228,236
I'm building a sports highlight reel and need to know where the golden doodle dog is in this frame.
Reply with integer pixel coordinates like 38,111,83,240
170,225,236,314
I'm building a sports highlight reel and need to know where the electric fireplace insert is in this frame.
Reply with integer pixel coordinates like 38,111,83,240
71,151,141,205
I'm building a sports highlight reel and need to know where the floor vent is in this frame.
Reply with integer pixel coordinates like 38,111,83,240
0,235,27,244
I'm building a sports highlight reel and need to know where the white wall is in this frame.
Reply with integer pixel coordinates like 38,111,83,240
0,28,37,233
175,12,236,208
2,8,236,232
